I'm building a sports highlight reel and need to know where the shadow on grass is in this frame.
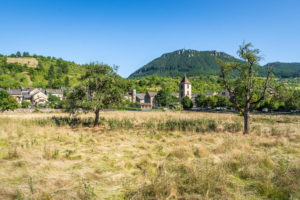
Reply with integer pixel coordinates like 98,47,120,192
31,116,95,128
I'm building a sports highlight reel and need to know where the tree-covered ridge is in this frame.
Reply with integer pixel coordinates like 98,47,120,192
129,49,241,78
129,49,300,78
0,53,87,89
265,62,300,78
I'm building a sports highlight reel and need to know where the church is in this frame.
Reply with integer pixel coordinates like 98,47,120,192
128,76,198,109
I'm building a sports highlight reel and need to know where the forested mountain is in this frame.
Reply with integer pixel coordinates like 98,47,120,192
265,62,300,78
129,49,300,78
129,49,240,78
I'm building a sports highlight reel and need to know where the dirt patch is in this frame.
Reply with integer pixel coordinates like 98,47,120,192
6,57,38,67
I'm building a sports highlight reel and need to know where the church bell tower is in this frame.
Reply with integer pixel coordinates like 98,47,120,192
179,75,192,102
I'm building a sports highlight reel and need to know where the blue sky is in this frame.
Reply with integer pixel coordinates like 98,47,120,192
0,0,299,77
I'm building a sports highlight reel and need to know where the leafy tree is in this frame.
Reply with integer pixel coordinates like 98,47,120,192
65,63,124,126
64,76,70,87
181,96,193,110
195,93,206,107
21,101,31,108
156,87,178,107
0,90,19,111
0,74,20,89
37,62,45,71
205,96,218,108
47,65,55,80
48,94,62,108
216,42,273,134
215,95,230,107
284,90,300,110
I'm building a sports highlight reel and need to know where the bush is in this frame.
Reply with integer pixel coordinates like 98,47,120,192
181,96,193,110
195,93,206,107
21,101,31,108
0,90,19,111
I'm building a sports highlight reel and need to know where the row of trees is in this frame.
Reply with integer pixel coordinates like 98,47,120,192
9,51,30,58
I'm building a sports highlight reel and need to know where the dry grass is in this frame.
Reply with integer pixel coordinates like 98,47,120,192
0,111,299,199
6,57,39,67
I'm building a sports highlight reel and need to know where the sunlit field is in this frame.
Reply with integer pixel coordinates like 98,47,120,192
0,111,299,199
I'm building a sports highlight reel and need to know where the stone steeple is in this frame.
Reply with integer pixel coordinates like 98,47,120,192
179,75,192,101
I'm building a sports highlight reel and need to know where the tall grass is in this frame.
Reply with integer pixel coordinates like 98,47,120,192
0,111,299,199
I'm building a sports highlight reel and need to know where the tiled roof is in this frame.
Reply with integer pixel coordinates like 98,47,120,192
180,76,191,84
136,93,145,100
7,89,22,95
46,89,63,94
147,92,157,97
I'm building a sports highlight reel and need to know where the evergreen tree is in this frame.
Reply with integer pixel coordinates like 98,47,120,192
16,51,21,58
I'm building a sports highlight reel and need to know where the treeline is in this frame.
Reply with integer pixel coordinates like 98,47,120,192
127,75,223,94
194,90,300,111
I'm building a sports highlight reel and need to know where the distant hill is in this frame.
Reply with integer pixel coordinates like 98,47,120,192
0,54,87,89
129,49,241,78
129,49,300,78
265,62,300,78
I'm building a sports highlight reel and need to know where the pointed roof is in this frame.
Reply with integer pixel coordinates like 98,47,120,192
180,75,191,84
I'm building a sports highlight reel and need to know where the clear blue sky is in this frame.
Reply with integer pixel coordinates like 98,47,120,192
0,0,299,77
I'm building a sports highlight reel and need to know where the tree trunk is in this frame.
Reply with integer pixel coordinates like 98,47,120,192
243,110,250,134
94,109,100,126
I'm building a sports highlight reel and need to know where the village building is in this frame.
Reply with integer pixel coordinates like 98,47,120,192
145,92,158,106
126,89,145,104
218,90,230,98
127,76,229,110
31,91,48,106
179,75,192,102
136,93,145,104
129,76,197,109
4,86,67,107
45,88,64,100
7,89,23,104
205,90,230,99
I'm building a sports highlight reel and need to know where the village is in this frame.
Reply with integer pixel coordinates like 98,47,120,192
1,76,230,110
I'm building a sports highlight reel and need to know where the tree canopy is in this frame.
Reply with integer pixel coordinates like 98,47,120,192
0,90,19,111
216,42,273,134
65,63,125,126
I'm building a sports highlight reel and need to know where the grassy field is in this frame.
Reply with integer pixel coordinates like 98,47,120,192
0,111,299,200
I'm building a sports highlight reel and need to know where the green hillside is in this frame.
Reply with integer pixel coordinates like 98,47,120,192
0,53,87,89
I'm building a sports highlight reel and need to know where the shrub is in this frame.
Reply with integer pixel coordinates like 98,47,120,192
181,96,193,110
21,101,30,108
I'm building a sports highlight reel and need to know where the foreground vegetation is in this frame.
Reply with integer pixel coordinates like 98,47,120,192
0,111,299,199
